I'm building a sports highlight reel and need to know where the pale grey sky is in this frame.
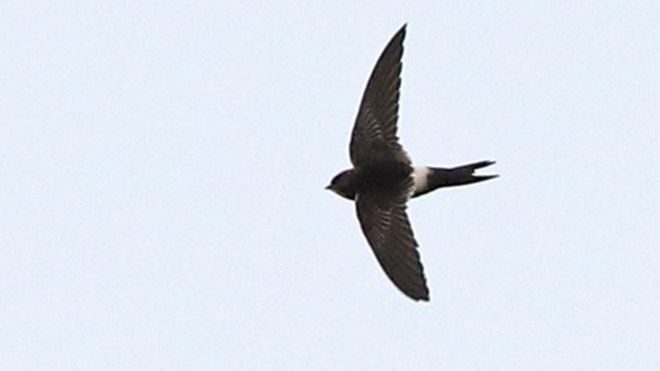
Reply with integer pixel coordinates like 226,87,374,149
1,1,659,370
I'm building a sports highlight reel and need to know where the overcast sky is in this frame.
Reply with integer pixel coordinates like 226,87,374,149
2,1,659,370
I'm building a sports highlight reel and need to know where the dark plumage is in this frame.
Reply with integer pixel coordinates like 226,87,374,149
326,24,497,301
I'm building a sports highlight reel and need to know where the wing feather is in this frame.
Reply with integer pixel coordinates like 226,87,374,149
350,25,410,166
355,176,429,301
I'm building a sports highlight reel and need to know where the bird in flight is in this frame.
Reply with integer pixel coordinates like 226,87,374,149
326,24,497,301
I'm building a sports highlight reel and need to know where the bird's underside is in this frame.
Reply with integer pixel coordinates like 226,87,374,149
347,25,431,301
327,24,497,302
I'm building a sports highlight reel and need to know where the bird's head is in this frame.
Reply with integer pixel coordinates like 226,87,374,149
325,169,356,200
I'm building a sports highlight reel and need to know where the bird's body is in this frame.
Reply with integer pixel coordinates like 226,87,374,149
326,24,497,301
330,161,497,201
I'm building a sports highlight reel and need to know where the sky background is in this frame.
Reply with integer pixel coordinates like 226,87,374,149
2,1,659,370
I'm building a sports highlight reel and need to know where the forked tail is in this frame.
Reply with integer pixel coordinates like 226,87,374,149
429,160,498,189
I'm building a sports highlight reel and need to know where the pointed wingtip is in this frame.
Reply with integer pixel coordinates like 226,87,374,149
395,23,407,40
401,284,430,302
411,292,430,302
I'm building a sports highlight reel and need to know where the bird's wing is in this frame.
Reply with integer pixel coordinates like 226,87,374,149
355,176,429,301
349,24,411,167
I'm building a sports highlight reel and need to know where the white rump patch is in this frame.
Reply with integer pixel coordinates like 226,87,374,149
412,166,431,194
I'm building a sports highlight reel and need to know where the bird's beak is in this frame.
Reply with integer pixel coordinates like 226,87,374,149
324,185,332,190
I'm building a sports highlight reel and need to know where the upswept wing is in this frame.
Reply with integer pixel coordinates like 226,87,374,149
350,25,410,167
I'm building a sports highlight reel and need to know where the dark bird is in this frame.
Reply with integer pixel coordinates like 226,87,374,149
326,24,497,301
